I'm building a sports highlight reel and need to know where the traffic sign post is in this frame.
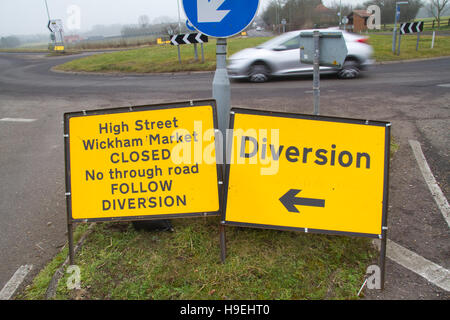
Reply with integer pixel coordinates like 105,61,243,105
171,33,209,62
47,19,65,52
392,2,409,54
64,100,223,264
300,30,348,115
313,31,320,115
182,0,260,263
181,0,260,144
398,21,424,55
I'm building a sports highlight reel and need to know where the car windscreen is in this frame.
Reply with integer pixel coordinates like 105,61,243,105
256,33,299,49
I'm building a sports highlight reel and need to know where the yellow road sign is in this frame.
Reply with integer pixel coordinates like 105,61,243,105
64,100,221,222
157,38,171,45
54,45,65,51
223,109,390,238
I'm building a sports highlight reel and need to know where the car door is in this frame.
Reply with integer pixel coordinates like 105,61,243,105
272,35,312,75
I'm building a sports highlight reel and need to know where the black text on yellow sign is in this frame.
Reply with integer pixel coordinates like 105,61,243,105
64,101,222,222
222,109,390,238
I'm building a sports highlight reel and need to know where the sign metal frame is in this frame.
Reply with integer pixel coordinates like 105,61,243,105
221,108,391,240
64,100,223,263
64,99,223,224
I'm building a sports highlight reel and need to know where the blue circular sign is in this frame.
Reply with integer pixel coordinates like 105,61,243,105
182,0,260,38
186,19,196,31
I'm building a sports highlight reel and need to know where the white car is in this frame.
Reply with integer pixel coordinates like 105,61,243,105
227,29,374,82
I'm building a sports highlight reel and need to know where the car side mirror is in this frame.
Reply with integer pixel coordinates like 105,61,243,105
273,45,287,51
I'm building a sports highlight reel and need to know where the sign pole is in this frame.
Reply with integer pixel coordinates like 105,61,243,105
194,43,199,61
213,38,231,136
392,5,400,53
397,32,402,56
201,43,205,63
313,30,320,115
67,223,75,265
177,45,182,63
220,224,227,263
416,31,420,51
379,124,391,290
182,0,260,265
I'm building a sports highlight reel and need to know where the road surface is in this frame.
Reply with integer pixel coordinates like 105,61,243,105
0,52,449,299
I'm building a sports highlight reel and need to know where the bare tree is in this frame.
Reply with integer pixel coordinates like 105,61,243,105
428,0,450,28
138,15,150,28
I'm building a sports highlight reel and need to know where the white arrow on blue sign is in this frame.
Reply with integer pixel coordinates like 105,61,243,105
182,0,260,38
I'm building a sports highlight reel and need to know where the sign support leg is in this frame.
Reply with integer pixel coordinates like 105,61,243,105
177,45,182,64
416,32,420,51
313,31,320,116
194,43,198,61
397,33,402,56
379,234,387,290
379,124,391,291
219,224,227,263
201,43,205,63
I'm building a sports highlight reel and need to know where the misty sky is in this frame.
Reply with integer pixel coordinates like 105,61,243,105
0,0,365,37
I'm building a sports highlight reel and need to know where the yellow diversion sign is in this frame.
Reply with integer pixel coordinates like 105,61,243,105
223,109,391,238
64,100,221,222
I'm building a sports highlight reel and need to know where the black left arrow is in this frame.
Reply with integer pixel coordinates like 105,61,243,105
279,189,325,213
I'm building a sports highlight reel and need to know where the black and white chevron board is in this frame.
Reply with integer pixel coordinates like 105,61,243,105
170,33,208,46
400,21,424,35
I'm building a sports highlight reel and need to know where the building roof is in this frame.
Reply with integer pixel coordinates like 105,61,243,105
351,10,372,18
314,4,335,15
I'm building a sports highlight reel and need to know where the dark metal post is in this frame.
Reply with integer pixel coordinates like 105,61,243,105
379,235,387,290
177,45,181,63
213,38,230,263
397,33,402,56
67,223,75,265
416,31,420,51
201,43,205,63
219,224,227,263
379,123,391,290
194,43,198,61
313,30,320,115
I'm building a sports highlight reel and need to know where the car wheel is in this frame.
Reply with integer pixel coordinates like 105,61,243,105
337,60,360,79
249,63,270,83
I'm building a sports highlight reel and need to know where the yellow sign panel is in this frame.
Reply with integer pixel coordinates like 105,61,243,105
157,38,171,45
65,101,221,221
223,109,390,238
54,46,65,51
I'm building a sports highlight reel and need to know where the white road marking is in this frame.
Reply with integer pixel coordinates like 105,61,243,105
437,84,450,87
0,265,33,300
409,140,450,228
386,240,450,292
0,118,36,123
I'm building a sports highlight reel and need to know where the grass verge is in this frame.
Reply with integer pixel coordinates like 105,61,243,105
53,34,450,74
21,218,377,300
370,34,450,62
16,223,91,300
53,37,270,74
